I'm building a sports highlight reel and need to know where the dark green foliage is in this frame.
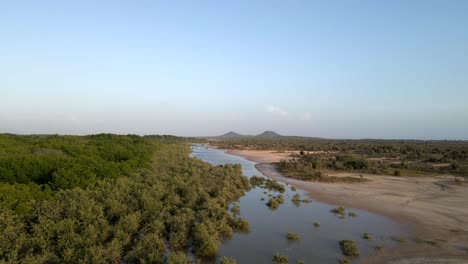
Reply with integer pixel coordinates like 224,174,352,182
313,222,320,228
0,135,251,262
0,134,152,191
339,240,360,257
272,253,288,263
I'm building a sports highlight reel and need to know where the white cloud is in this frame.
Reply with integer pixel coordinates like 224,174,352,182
302,112,312,121
266,106,288,116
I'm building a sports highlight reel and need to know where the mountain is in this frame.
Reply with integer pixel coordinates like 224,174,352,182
219,131,245,138
255,131,282,138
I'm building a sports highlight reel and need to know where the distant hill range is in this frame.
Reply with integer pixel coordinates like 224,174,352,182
219,131,245,138
255,131,282,138
218,131,283,139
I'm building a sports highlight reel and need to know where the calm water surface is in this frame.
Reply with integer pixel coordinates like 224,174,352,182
190,144,403,263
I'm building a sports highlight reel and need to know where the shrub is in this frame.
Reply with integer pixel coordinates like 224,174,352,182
219,256,237,264
313,222,320,228
264,179,286,193
228,216,249,231
292,193,301,201
167,251,192,264
286,232,300,241
394,170,401,176
390,236,406,243
230,203,240,214
362,233,373,240
276,195,285,204
249,176,265,187
272,253,288,264
266,198,280,210
339,240,360,257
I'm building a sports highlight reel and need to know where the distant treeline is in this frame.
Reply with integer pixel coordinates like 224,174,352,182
0,134,249,263
214,138,468,177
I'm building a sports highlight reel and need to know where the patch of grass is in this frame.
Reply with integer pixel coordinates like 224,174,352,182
339,240,360,257
362,233,373,240
272,253,288,264
348,212,357,217
313,222,320,228
414,238,443,247
375,245,383,251
260,197,265,201
287,232,300,241
390,236,406,244
291,186,297,191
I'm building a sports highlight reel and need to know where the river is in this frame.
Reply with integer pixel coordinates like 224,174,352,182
190,144,403,263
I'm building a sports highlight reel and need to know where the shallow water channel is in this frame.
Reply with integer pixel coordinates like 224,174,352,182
190,144,403,263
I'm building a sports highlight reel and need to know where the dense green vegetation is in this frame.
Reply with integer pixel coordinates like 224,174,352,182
0,134,153,190
213,138,468,177
0,134,250,263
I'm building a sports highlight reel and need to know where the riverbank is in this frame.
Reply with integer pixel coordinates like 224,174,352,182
226,148,468,263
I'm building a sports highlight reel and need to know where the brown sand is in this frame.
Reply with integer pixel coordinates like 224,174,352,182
226,149,468,263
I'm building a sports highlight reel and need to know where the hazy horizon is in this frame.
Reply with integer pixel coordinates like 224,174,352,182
2,1,468,140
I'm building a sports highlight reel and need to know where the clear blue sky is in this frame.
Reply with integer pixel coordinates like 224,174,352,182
1,1,467,139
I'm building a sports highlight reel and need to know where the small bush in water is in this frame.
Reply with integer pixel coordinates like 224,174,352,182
266,198,280,209
272,253,288,264
362,233,373,240
287,232,300,241
339,240,360,257
220,256,237,264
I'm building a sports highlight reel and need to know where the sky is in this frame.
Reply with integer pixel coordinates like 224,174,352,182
1,0,468,139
